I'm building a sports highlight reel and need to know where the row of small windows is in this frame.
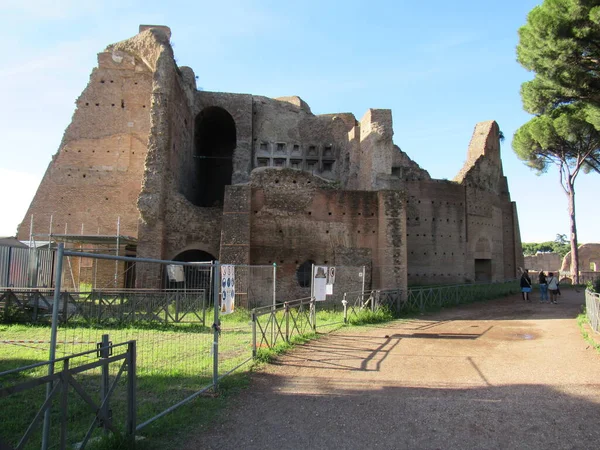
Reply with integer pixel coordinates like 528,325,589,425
83,101,145,109
257,142,334,158
98,80,140,86
63,149,134,154
256,158,335,172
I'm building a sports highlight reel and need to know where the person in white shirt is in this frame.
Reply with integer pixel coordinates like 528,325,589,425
547,272,559,304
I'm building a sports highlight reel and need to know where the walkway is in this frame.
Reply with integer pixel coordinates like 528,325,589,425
187,289,600,450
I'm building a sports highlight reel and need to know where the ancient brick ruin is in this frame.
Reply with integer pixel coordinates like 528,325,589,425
18,25,523,296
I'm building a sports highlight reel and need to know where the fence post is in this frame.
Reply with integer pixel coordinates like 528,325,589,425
311,298,316,332
126,340,137,439
212,261,220,391
342,293,348,324
285,302,290,342
42,242,64,450
60,358,69,450
100,334,110,435
251,310,257,357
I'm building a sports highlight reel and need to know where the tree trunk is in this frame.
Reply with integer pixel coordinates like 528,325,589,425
567,181,579,284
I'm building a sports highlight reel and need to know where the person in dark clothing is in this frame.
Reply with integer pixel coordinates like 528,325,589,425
520,270,532,302
538,271,548,303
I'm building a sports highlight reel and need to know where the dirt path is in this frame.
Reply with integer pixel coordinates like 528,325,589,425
185,289,600,450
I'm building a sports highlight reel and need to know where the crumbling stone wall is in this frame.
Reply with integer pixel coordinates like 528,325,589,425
562,243,600,273
17,29,155,241
524,252,561,273
19,25,522,294
245,169,405,299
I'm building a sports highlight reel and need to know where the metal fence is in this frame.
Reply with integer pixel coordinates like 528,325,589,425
559,270,600,285
585,289,600,333
0,245,55,288
0,339,136,450
344,280,520,319
1,244,523,448
1,288,208,325
0,245,278,448
251,298,316,352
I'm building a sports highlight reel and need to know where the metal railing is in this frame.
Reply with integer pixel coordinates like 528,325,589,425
251,297,315,352
585,289,600,333
0,340,136,450
344,280,520,319
0,288,207,325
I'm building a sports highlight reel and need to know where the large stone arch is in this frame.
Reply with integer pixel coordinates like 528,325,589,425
192,106,236,207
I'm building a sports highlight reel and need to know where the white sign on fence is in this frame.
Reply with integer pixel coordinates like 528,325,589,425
220,264,235,314
166,265,185,283
313,265,328,301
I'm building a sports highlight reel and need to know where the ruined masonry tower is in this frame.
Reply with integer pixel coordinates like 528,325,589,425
18,25,523,297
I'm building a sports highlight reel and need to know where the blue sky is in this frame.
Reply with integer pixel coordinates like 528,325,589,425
0,0,597,243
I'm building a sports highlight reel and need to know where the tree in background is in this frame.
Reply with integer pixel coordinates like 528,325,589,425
515,0,600,284
522,234,571,257
513,106,600,283
517,0,600,119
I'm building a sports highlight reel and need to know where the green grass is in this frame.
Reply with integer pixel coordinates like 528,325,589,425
347,307,394,325
577,312,600,354
0,305,392,449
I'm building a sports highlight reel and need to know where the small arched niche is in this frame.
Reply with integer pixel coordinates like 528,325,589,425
193,106,236,207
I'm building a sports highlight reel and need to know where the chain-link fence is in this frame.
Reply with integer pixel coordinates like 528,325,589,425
0,245,277,448
585,289,600,333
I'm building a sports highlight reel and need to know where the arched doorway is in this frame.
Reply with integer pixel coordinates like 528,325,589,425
474,237,492,282
194,107,236,207
166,249,216,292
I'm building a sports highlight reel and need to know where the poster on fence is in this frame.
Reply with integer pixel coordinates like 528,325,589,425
313,265,328,301
166,265,185,283
220,265,235,314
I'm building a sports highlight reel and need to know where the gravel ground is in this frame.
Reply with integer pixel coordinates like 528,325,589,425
184,289,600,450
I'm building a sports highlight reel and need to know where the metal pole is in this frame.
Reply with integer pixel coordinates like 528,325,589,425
48,215,53,251
42,242,65,450
272,262,277,306
5,246,11,287
115,217,120,288
126,341,137,439
271,263,276,345
100,334,110,435
310,264,315,330
251,310,257,357
361,265,366,300
29,214,34,249
212,261,220,391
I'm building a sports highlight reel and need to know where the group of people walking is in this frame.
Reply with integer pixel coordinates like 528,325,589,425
520,269,560,304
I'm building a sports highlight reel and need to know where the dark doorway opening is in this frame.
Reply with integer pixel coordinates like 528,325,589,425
297,260,315,288
194,107,236,207
164,249,216,293
474,259,492,282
